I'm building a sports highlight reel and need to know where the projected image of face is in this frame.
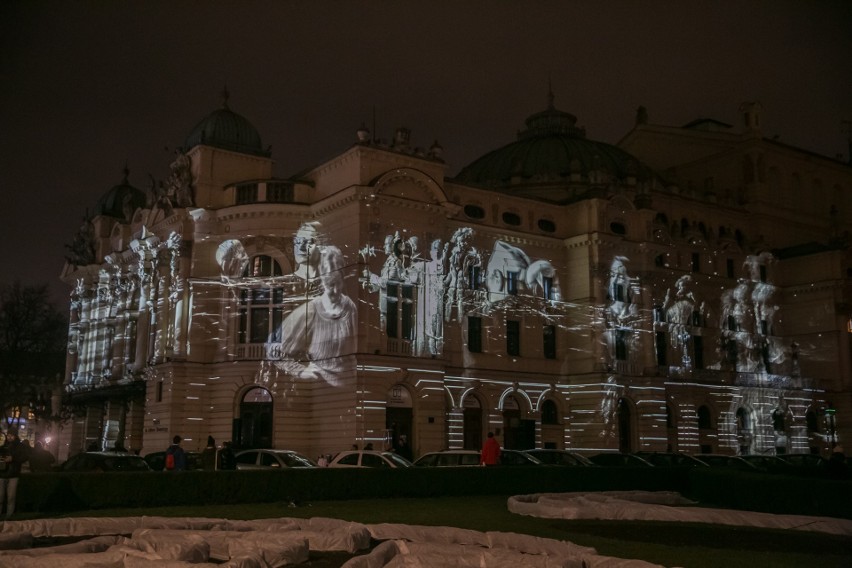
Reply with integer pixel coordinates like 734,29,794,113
216,239,249,278
293,222,320,279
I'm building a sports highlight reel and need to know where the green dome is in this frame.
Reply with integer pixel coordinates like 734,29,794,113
184,93,268,157
455,98,651,191
95,168,147,223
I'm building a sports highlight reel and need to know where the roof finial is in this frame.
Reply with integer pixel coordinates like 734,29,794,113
547,76,555,109
221,85,230,109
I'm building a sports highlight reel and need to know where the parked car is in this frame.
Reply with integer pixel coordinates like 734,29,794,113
737,454,793,473
413,450,482,467
499,449,543,466
328,450,413,468
633,452,709,467
144,450,205,471
694,454,759,471
60,451,151,472
524,449,593,466
234,449,317,470
778,453,827,469
588,453,654,467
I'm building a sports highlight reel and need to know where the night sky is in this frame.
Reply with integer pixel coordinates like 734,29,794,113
2,1,851,306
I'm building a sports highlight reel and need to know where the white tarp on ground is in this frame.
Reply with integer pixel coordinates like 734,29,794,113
507,491,852,536
0,514,664,567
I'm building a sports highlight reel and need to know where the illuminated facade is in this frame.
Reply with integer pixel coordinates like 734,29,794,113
59,94,852,461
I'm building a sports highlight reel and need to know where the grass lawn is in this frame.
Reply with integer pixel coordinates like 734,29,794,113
21,495,852,567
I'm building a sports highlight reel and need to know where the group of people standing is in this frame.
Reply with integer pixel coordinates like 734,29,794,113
1,428,55,519
163,435,237,471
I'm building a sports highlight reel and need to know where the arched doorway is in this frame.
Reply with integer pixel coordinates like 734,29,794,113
236,387,273,449
462,395,482,450
386,384,413,460
617,398,634,453
503,395,535,450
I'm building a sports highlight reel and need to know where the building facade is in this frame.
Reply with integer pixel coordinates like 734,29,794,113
57,93,852,461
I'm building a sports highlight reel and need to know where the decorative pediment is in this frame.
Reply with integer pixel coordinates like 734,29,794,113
371,168,448,206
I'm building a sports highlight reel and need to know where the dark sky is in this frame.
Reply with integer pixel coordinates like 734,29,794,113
2,1,851,306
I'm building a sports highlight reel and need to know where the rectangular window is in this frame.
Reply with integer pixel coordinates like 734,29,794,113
236,183,259,204
759,265,767,283
726,258,735,279
727,315,737,331
615,329,628,361
266,182,294,203
506,319,520,356
655,331,667,366
386,283,399,338
156,381,164,402
760,319,769,335
691,252,701,273
543,276,554,300
468,265,480,290
250,308,270,343
506,271,519,295
692,310,702,327
693,335,704,369
401,285,414,340
238,309,248,344
467,316,482,353
543,325,556,359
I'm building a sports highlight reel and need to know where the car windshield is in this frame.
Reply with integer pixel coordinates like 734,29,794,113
103,456,149,471
278,452,315,467
385,452,413,467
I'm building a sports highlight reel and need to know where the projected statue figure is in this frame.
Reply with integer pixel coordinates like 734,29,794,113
607,256,637,326
274,246,356,387
443,227,476,321
662,275,700,368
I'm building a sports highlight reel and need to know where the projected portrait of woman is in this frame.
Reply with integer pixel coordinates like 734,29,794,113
275,246,356,387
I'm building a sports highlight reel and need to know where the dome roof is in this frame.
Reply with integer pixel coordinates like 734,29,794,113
455,95,654,193
95,168,147,223
184,91,268,157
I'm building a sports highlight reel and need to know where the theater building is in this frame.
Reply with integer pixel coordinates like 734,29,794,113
58,92,852,461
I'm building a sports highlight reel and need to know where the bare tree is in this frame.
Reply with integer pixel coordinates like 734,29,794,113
0,281,67,428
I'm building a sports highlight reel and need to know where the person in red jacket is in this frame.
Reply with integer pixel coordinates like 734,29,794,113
481,431,501,466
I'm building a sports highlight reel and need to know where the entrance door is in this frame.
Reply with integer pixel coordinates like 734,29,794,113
617,398,633,453
463,396,482,450
386,407,413,459
238,387,273,449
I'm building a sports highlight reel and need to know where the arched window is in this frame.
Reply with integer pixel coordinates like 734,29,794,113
243,255,283,278
697,405,713,429
541,400,558,425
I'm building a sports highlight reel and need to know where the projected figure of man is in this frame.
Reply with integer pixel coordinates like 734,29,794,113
276,246,356,387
